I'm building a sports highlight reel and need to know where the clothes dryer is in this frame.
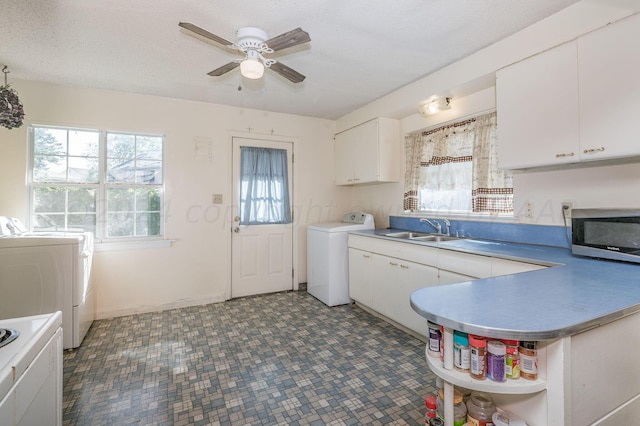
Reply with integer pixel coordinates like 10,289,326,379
0,217,94,349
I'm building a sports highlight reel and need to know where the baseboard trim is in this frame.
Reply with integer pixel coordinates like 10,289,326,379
95,295,227,320
354,302,428,343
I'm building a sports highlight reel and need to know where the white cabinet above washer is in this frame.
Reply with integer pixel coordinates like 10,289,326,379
334,117,400,185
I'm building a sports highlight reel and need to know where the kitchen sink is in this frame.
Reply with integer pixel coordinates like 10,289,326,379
411,235,459,242
382,232,459,242
383,231,431,239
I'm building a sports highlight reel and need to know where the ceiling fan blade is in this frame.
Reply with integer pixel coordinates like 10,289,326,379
178,22,233,47
265,28,311,52
269,62,306,83
207,62,240,77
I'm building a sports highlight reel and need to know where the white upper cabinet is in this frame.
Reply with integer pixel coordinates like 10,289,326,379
496,41,580,169
578,13,640,161
497,13,640,169
334,117,400,185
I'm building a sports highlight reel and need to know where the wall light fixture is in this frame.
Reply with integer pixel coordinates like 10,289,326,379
418,97,452,117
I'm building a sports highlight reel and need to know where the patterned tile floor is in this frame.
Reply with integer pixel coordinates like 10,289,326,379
63,290,436,425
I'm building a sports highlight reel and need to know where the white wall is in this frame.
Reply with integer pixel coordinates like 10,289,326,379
0,80,352,318
344,0,640,227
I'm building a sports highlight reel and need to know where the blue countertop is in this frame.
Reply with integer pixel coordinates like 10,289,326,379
351,229,640,340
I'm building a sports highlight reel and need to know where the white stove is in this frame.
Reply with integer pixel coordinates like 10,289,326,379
0,312,63,425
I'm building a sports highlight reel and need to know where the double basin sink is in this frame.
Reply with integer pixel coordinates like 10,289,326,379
382,231,459,243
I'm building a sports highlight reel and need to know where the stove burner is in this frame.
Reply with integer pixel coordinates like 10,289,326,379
0,328,19,348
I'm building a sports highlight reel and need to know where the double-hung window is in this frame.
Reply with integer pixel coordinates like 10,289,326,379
403,112,513,215
29,125,164,240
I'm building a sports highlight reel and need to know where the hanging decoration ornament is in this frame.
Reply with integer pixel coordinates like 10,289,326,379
0,66,25,130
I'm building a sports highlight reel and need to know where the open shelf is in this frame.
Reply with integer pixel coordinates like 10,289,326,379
426,349,546,395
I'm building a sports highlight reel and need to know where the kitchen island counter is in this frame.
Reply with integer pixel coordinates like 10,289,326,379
351,228,640,341
351,228,640,424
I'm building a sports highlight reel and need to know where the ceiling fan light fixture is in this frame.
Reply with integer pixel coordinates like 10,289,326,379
240,58,264,79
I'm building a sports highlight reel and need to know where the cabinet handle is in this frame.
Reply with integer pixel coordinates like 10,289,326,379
362,254,370,259
400,264,409,269
555,152,575,158
389,262,398,266
583,147,605,155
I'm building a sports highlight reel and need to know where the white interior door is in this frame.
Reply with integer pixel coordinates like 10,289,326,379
231,137,293,298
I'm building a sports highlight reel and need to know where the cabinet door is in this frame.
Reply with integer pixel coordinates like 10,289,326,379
371,254,398,318
492,258,546,276
371,254,439,336
438,269,476,285
348,248,373,306
439,250,491,279
396,260,439,337
496,41,580,169
334,130,354,185
578,13,640,161
352,119,380,184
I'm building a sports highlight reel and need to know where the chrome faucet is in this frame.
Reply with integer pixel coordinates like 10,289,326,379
442,219,451,236
419,218,442,234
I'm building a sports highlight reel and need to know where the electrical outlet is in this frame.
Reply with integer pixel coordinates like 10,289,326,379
562,201,573,220
523,201,534,218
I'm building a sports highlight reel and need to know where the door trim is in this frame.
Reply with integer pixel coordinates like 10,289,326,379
227,132,298,300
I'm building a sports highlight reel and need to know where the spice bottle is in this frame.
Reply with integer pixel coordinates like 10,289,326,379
519,341,538,380
469,335,487,380
503,339,520,380
429,418,445,426
427,321,441,359
486,340,506,382
466,391,497,426
436,388,467,426
425,395,437,422
453,331,470,372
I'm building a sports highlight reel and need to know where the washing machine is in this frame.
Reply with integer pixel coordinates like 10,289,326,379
0,217,94,349
307,212,375,306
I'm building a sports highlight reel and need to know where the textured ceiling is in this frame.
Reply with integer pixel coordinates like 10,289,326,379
0,0,579,120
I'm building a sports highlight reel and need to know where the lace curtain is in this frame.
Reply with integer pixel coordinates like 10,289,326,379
239,147,292,224
403,111,513,214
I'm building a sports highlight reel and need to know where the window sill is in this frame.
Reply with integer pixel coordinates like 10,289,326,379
94,239,175,252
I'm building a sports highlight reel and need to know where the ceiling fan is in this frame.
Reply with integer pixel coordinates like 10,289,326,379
178,22,311,83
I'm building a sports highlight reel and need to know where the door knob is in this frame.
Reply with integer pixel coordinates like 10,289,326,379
234,216,240,222
233,227,240,233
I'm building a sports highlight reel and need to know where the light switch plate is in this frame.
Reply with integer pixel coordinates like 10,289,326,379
212,194,223,204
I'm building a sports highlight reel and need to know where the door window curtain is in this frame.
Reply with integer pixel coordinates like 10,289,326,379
403,111,513,214
239,147,292,224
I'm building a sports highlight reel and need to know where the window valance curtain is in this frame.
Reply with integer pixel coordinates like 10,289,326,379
403,111,513,214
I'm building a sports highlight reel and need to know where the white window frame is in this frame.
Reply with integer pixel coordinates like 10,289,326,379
27,125,166,244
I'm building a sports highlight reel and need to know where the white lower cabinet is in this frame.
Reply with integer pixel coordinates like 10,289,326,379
348,235,547,340
491,257,546,276
438,269,476,285
371,254,438,336
348,248,373,306
438,250,492,279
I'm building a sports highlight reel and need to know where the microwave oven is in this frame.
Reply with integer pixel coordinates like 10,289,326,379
572,208,640,264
